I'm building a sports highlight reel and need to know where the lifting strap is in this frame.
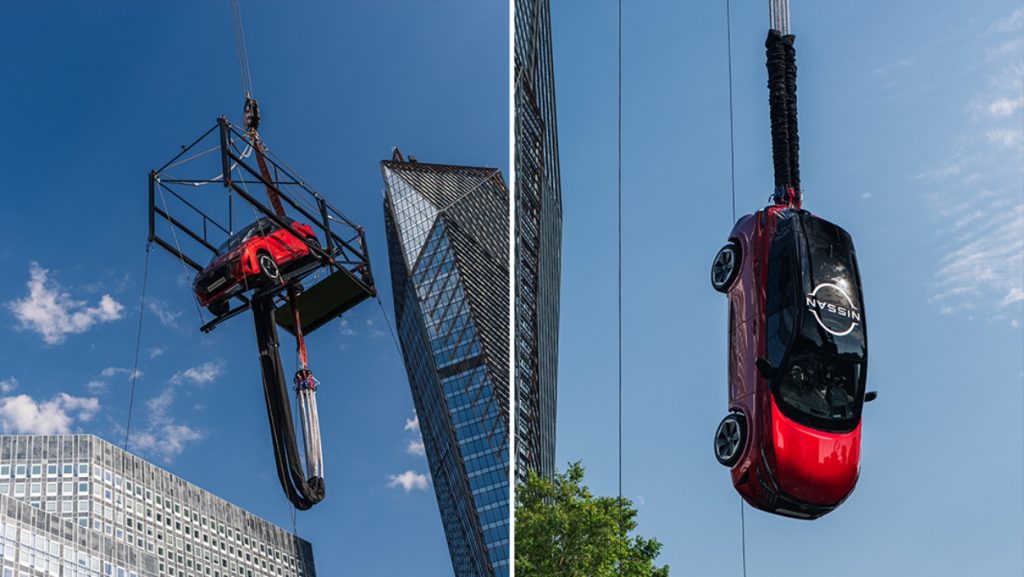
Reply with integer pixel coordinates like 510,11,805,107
253,295,325,510
242,92,326,508
766,3,801,208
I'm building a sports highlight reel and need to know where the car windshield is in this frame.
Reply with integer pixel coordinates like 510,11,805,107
774,348,864,432
213,218,278,259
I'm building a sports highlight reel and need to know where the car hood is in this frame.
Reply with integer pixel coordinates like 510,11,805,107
769,397,860,505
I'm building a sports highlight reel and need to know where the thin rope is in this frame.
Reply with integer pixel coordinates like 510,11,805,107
230,0,254,96
156,180,207,325
740,498,748,577
726,0,737,223
123,243,152,450
374,296,404,356
617,0,625,560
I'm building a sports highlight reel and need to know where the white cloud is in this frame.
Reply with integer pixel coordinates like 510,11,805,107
0,393,99,435
0,378,17,394
85,380,108,394
101,367,143,380
387,470,429,492
873,57,915,77
989,96,1024,117
171,362,223,385
147,300,182,329
404,414,419,432
986,128,1023,147
130,425,203,462
406,440,426,456
1004,287,1024,306
339,319,356,337
127,387,203,461
148,347,164,359
916,162,962,180
925,11,1024,319
993,8,1024,33
7,263,124,344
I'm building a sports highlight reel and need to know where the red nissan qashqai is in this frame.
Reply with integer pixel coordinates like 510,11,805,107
710,204,873,519
194,217,319,317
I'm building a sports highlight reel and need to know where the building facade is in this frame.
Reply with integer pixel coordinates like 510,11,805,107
0,435,314,577
382,153,510,577
514,0,562,482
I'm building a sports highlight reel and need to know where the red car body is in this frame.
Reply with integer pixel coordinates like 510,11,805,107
194,217,318,313
712,205,869,519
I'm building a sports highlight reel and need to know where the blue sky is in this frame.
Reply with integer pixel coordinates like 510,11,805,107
0,2,506,576
552,1,1022,575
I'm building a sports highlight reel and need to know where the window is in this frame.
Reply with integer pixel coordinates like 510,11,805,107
62,482,73,495
46,483,57,495
30,465,41,477
46,465,57,477
63,464,74,477
14,465,26,478
78,463,89,476
774,350,864,432
0,465,9,477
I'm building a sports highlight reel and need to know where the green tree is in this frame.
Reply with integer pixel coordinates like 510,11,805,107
515,462,670,577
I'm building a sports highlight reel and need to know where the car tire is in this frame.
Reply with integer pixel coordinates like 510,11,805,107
714,413,747,467
711,242,741,293
257,252,281,285
207,300,229,317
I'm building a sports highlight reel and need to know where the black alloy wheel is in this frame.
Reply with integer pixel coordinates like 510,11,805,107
257,252,281,284
711,243,741,293
714,413,747,467
208,300,229,317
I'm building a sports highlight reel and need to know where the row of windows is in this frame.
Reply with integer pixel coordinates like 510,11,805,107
0,481,89,498
0,463,89,480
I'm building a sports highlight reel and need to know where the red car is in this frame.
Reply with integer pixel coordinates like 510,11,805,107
710,205,873,519
194,217,319,316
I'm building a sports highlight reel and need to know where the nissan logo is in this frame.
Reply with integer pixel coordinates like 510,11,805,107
806,283,861,337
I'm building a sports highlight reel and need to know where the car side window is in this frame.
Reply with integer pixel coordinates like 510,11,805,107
765,218,798,367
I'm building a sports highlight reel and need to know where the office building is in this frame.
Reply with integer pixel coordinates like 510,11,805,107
514,0,562,481
382,152,510,577
0,435,314,577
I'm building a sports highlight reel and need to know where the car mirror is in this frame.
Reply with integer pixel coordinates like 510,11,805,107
864,391,878,403
755,357,777,379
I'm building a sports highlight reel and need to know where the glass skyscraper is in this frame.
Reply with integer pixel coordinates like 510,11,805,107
514,0,562,482
0,435,315,577
382,152,510,577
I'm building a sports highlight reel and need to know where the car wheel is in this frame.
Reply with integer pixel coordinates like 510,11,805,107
207,300,229,317
711,243,741,293
714,413,746,467
257,252,281,284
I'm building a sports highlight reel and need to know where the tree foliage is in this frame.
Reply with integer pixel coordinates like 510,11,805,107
515,462,670,577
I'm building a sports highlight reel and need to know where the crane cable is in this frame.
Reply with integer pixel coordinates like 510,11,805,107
724,2,748,575
123,242,152,451
230,0,253,97
616,0,625,570
229,0,324,508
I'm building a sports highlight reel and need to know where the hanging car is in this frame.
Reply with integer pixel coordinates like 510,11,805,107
194,217,319,316
710,205,874,519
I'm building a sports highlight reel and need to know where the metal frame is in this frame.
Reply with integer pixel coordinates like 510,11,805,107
149,117,375,333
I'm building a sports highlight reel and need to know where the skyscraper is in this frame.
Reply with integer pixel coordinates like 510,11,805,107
0,434,315,577
514,0,562,481
382,152,510,577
